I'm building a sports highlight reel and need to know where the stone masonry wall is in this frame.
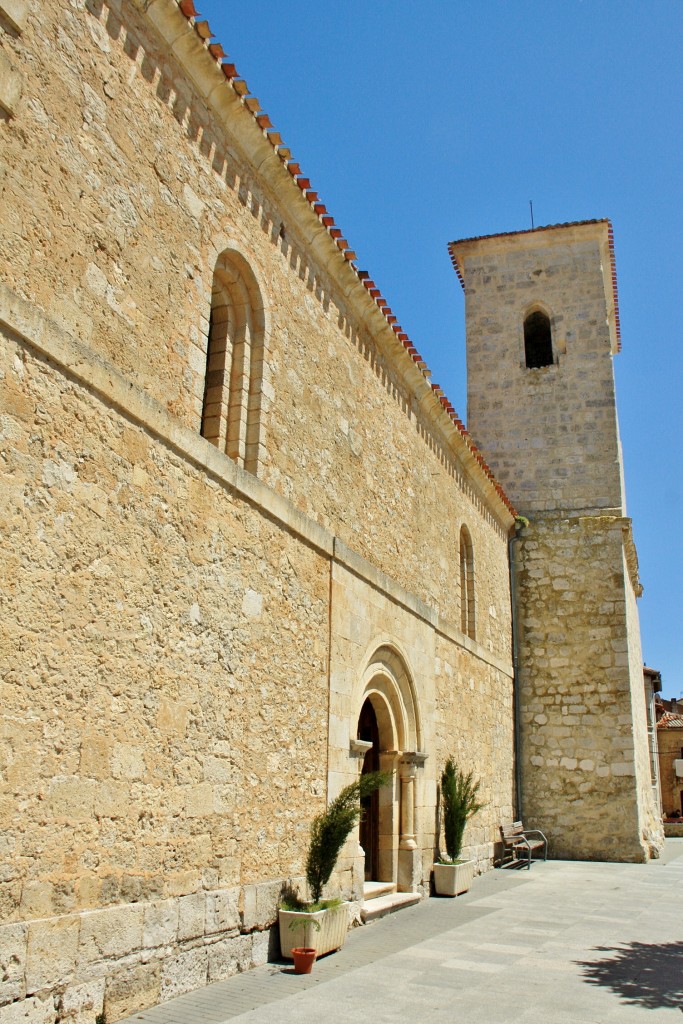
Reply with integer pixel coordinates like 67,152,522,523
433,635,515,869
514,515,656,861
0,321,331,1018
0,0,517,1019
0,306,515,1021
0,0,512,650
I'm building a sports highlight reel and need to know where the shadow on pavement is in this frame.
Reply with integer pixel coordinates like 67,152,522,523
576,941,683,1010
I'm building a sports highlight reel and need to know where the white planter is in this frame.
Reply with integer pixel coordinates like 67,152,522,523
433,859,475,896
279,903,350,959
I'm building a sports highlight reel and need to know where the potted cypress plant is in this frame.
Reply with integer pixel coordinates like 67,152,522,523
279,770,389,961
433,757,483,896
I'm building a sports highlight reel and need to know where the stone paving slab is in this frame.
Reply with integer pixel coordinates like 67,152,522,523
121,841,683,1024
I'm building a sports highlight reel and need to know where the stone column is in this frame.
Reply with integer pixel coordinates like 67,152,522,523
378,751,400,885
399,763,417,851
349,738,373,899
397,752,427,892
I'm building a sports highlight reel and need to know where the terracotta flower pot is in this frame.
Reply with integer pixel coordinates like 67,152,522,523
291,947,317,974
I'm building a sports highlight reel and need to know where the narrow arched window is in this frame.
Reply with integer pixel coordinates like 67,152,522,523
201,250,265,474
459,525,476,640
524,310,553,368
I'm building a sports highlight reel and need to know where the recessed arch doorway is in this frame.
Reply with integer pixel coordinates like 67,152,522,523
355,644,424,892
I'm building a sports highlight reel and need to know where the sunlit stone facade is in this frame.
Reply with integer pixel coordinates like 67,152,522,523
0,2,661,1021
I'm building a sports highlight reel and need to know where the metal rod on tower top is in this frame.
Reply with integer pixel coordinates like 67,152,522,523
529,200,535,229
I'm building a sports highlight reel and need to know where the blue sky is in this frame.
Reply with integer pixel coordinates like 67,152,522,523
199,2,683,697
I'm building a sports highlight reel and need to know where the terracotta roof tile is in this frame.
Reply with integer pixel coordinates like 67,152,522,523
657,712,683,729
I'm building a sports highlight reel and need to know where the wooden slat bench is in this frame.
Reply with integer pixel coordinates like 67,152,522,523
499,821,548,869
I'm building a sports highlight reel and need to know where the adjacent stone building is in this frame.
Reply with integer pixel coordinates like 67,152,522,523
0,0,663,1021
656,693,683,821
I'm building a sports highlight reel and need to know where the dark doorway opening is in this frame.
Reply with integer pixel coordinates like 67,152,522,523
358,698,380,881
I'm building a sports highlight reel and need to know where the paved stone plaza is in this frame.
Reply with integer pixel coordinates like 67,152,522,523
121,841,683,1024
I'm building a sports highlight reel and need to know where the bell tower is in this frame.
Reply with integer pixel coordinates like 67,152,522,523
450,220,663,861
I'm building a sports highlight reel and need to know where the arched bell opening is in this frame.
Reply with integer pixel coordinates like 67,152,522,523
523,307,554,369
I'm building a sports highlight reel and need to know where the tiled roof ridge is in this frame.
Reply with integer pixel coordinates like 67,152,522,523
657,711,683,728
449,219,609,249
171,0,517,519
447,219,622,352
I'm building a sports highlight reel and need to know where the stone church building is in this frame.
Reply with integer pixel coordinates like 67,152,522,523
0,1,664,1021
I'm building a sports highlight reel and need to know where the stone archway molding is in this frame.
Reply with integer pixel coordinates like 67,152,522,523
354,640,425,892
356,639,423,755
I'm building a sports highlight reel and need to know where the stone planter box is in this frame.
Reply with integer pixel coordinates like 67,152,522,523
278,903,350,959
433,860,475,897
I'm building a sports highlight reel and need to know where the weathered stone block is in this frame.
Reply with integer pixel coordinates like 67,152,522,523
177,893,205,941
94,782,130,819
0,50,21,116
143,900,178,948
159,948,207,1002
110,743,145,781
254,881,282,930
0,995,54,1024
78,905,144,966
612,762,636,777
240,885,256,931
250,929,270,967
19,883,58,920
104,964,160,1022
26,917,79,994
0,923,26,1005
0,0,27,33
184,783,214,818
46,778,96,822
206,935,252,983
205,889,240,936
58,979,105,1024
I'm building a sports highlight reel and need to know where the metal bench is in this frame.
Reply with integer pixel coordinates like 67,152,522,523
499,821,548,869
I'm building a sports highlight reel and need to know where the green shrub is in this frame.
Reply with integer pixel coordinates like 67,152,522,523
305,771,390,904
441,758,483,862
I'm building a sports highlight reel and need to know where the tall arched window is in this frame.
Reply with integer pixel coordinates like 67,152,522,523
201,249,265,474
524,309,553,368
459,525,476,640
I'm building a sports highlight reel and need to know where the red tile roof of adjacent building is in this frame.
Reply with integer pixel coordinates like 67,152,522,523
657,712,683,729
